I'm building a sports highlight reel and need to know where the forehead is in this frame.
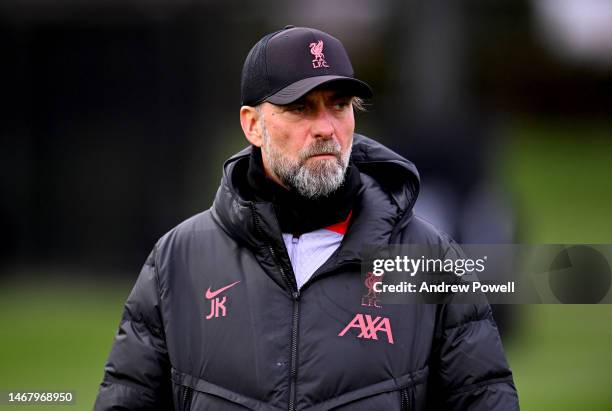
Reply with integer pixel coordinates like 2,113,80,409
299,83,355,101
261,83,355,113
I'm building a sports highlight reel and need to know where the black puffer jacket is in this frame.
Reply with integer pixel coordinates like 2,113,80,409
94,134,519,410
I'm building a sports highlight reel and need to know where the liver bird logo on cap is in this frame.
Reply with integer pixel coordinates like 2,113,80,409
309,40,329,69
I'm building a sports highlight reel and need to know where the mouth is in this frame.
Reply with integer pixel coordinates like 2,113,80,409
308,153,338,159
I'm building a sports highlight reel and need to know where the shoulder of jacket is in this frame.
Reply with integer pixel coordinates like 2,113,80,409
153,209,217,258
395,214,493,329
396,214,458,251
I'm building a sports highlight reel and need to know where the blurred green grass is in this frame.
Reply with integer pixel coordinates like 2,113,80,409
501,122,612,410
1,121,611,410
0,278,130,411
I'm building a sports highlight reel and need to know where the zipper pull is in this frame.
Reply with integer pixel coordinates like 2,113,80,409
292,290,300,300
292,235,299,245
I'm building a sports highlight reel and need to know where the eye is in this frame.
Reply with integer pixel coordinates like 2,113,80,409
333,99,352,110
285,103,306,114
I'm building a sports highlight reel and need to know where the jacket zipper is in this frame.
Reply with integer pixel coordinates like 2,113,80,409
250,205,301,411
400,387,413,411
267,245,301,411
288,290,300,411
182,386,193,411
267,245,297,293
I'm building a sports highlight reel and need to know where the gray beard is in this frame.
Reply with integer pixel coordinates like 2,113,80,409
261,122,351,199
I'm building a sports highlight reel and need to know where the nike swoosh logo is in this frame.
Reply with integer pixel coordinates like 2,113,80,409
205,281,241,299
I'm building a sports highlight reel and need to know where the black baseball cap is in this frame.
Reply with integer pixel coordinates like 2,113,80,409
241,25,373,106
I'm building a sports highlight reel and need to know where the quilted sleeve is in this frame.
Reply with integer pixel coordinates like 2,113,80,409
426,302,519,410
398,215,519,409
93,248,174,411
427,233,519,410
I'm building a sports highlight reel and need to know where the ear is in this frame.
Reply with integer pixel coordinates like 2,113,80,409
240,105,263,147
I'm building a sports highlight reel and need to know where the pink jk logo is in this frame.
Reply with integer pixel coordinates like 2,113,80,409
204,281,240,320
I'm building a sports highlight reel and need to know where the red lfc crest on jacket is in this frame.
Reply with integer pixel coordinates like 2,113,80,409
362,271,383,308
309,40,329,68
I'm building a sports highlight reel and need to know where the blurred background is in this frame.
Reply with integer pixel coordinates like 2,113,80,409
1,0,611,409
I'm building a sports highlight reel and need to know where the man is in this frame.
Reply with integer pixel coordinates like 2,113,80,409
94,26,519,410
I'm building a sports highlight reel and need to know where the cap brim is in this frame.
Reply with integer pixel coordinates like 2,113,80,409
265,75,373,105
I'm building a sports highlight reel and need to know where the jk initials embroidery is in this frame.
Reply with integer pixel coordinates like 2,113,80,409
205,281,240,320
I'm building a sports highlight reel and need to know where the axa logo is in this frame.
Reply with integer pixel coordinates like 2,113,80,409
204,281,240,320
338,313,395,344
309,40,329,69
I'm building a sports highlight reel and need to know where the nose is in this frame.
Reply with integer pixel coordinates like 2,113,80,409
311,107,335,139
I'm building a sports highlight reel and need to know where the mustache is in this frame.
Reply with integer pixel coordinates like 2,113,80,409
299,139,342,162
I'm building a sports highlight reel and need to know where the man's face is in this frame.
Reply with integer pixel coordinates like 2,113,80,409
257,87,356,199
